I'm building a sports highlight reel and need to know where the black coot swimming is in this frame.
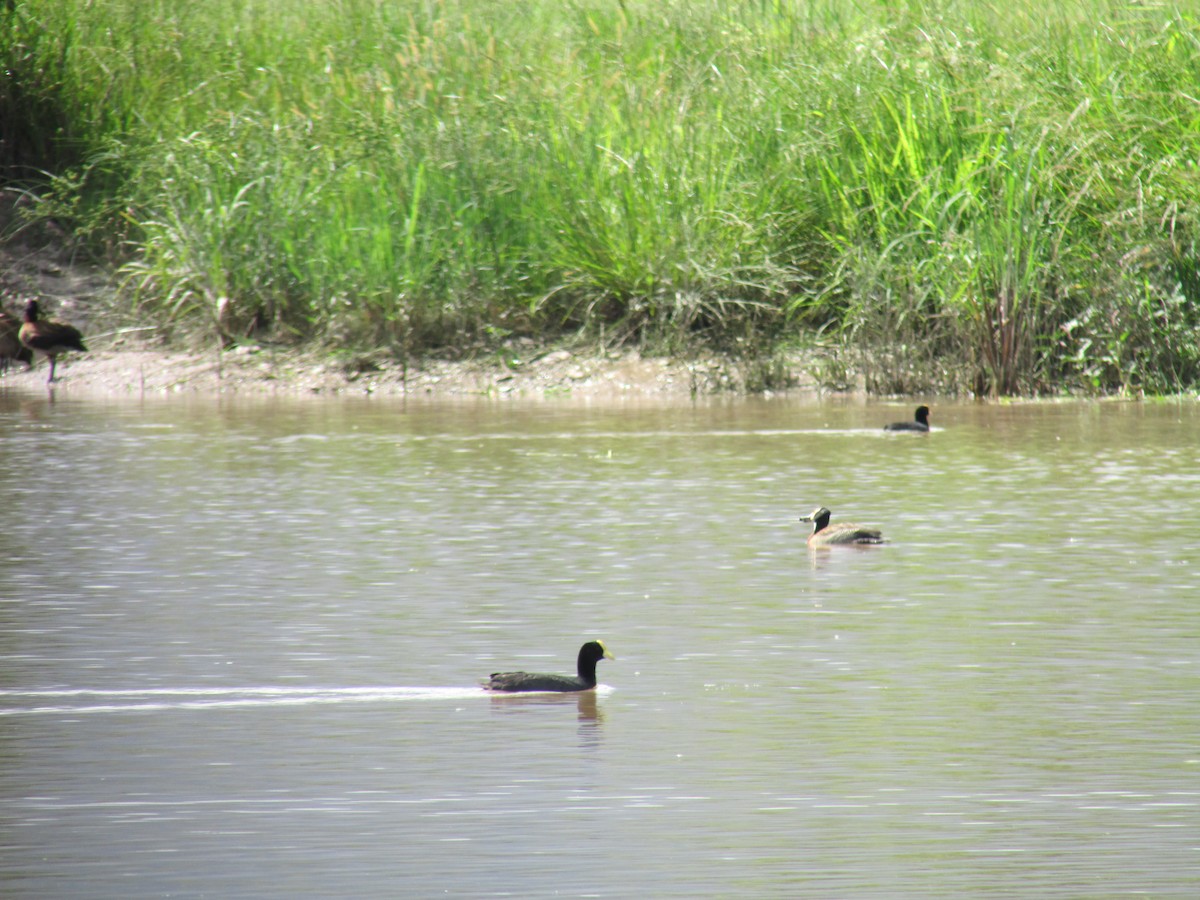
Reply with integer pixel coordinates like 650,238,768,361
484,640,615,692
884,405,930,432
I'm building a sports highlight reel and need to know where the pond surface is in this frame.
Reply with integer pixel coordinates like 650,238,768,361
1,390,1198,898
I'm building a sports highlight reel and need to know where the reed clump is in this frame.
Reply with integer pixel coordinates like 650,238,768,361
3,0,1200,395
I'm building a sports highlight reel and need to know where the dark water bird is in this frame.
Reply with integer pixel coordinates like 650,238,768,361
484,640,615,693
884,405,930,432
0,308,33,375
19,300,87,383
800,506,885,546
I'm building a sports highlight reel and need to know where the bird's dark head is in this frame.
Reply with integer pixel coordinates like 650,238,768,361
23,300,40,322
581,640,615,663
914,405,930,424
799,507,833,531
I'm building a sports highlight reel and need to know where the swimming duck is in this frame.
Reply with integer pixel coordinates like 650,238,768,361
800,507,885,546
484,640,614,693
884,405,930,432
19,300,87,383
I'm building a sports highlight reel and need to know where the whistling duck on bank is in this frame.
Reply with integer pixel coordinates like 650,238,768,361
800,507,885,546
884,405,931,432
484,640,615,693
19,300,87,383
0,309,33,374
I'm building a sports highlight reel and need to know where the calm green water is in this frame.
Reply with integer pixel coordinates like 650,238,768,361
1,391,1197,898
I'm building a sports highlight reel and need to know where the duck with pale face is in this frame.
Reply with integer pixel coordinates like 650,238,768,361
800,507,885,546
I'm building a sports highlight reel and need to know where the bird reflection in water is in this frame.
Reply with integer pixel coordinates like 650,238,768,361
486,689,604,723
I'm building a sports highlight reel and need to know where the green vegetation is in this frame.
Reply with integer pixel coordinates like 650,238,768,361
3,0,1200,395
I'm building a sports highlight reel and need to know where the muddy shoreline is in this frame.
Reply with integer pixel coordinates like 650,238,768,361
1,336,827,401
1,206,823,402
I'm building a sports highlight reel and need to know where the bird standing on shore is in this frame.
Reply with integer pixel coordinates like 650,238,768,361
0,308,33,374
18,300,87,383
884,405,931,432
484,640,615,693
800,507,885,546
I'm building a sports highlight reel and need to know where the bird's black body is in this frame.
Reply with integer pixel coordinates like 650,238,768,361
484,640,615,693
884,405,930,432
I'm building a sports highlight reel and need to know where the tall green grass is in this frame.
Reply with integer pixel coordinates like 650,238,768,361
3,0,1200,393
